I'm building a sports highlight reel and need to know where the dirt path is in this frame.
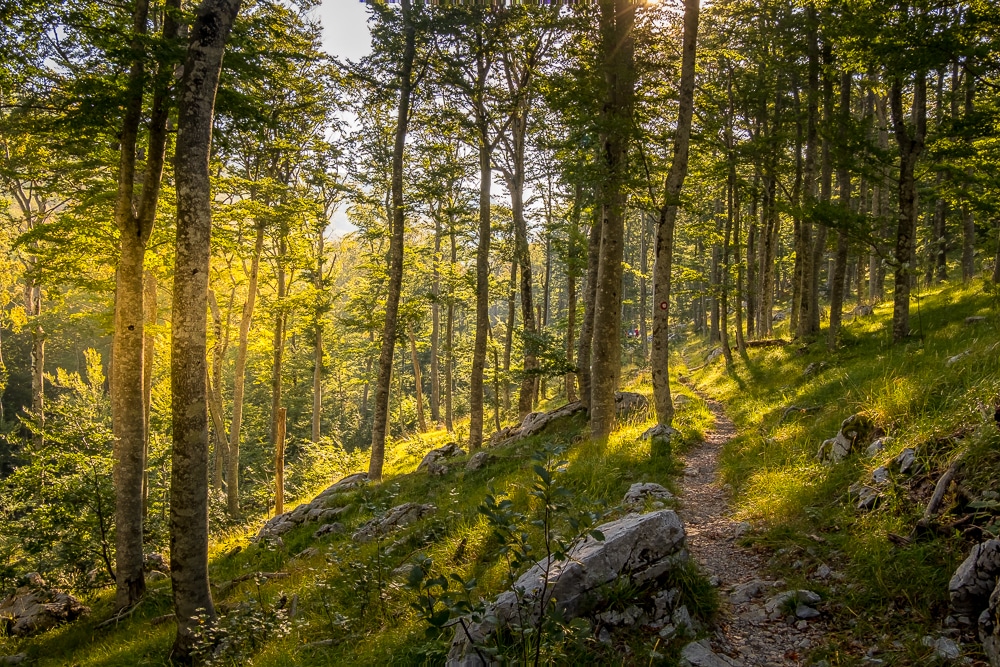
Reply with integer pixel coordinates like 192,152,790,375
677,397,827,666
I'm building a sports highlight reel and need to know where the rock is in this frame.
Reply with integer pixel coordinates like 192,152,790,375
947,350,971,367
146,570,168,582
313,522,345,539
816,414,875,463
446,510,687,666
488,425,520,447
773,310,787,322
418,442,466,473
950,539,1000,618
353,503,436,543
866,437,892,457
465,451,495,472
729,580,778,604
795,605,820,619
872,466,890,485
764,590,821,619
803,361,826,377
0,573,90,637
705,348,724,363
966,316,986,324
640,424,679,457
673,394,692,408
615,391,650,419
306,505,348,523
144,552,168,572
623,482,673,506
982,581,999,666
490,402,588,448
294,547,320,560
672,604,694,634
314,472,369,499
894,447,917,474
597,626,612,644
922,635,961,660
0,655,27,665
734,521,751,539
852,484,880,511
652,588,679,620
679,639,738,667
814,564,833,580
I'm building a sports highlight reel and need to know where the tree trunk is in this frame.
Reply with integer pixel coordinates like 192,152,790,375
590,0,636,439
228,222,263,517
890,72,927,342
445,225,456,432
565,184,581,402
503,259,516,413
510,166,536,421
269,228,287,449
111,0,177,610
577,214,601,411
469,134,491,450
407,323,426,433
651,0,698,427
207,290,228,492
142,270,157,517
169,0,240,658
828,72,852,349
312,240,323,445
369,0,415,481
430,212,441,424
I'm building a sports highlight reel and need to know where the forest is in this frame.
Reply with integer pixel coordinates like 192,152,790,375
1,0,1000,664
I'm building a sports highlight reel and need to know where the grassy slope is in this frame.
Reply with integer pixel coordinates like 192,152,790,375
690,281,1000,665
0,373,713,666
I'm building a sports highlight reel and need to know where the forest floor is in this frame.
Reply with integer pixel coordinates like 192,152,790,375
678,396,828,666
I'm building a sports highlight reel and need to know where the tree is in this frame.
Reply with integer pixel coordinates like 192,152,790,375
169,0,241,658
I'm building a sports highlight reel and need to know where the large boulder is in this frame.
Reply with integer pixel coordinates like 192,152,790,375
816,414,875,463
0,573,90,637
446,510,687,666
950,539,1000,621
417,442,466,475
489,402,587,448
352,502,437,543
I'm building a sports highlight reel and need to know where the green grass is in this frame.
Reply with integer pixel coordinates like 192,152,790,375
0,372,713,666
689,280,1000,665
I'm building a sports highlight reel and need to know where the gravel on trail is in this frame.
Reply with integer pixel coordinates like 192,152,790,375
677,396,828,666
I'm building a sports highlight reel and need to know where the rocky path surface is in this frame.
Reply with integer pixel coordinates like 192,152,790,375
677,397,828,666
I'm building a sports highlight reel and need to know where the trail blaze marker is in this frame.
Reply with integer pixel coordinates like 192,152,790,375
659,301,668,310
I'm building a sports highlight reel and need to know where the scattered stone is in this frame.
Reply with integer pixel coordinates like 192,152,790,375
814,564,833,580
734,521,752,539
895,448,917,475
705,348,724,364
488,425,520,447
353,503,437,543
852,304,875,318
313,522,344,539
623,482,673,507
773,310,787,322
294,547,320,560
729,580,778,604
872,466,890,485
922,635,961,660
803,362,827,377
315,472,369,499
0,655,27,665
0,573,90,636
763,590,821,619
982,581,999,666
597,626,612,644
418,442,466,475
950,539,1000,618
489,402,588,448
674,394,693,408
446,510,687,665
866,437,892,457
946,350,972,367
966,316,987,324
146,570,168,582
795,605,821,619
652,588,679,620
465,451,495,472
679,639,738,667
851,484,880,511
256,472,367,540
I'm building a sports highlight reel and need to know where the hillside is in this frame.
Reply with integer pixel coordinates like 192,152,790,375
1,281,996,666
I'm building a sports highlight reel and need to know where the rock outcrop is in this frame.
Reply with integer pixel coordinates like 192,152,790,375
255,472,366,540
417,442,466,475
0,573,90,637
623,482,673,507
352,502,437,543
446,510,687,666
950,539,1000,620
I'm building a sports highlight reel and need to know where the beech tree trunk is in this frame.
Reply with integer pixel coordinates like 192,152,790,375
469,137,491,450
407,324,427,433
430,212,441,424
228,222,264,516
590,0,636,438
890,72,927,342
651,0,698,427
142,270,157,517
577,214,601,411
111,0,176,610
369,0,415,481
828,72,852,349
169,0,240,659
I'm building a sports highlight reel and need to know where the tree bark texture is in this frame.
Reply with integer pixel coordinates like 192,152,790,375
169,0,240,659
